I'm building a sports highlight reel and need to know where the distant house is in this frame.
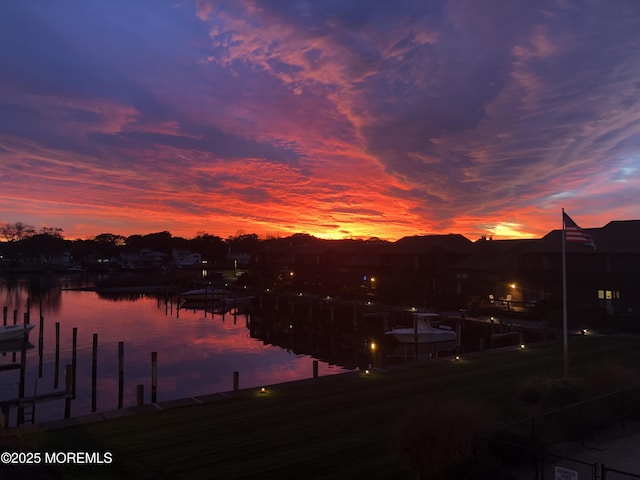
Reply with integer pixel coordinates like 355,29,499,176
228,250,251,268
172,248,202,267
117,249,168,270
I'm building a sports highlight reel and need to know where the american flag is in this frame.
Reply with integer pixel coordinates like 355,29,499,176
563,212,596,249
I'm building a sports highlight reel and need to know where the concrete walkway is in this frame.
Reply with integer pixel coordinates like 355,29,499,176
544,421,640,477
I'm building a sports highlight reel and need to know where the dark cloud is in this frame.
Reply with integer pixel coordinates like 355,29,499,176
1,0,639,240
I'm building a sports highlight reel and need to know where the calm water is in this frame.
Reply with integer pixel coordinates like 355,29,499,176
0,275,352,425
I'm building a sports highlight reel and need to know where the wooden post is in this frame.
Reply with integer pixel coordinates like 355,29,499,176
13,309,17,325
136,385,144,407
0,404,8,429
64,365,72,419
233,371,239,391
17,332,28,425
2,306,6,325
414,315,419,361
151,351,157,403
54,322,60,389
92,334,98,412
38,315,44,378
71,327,78,399
118,341,124,409
313,360,319,378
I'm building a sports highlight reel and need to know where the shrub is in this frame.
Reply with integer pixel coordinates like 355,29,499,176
391,400,495,480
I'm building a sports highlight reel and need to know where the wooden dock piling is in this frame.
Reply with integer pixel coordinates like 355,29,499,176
71,327,78,399
64,365,72,419
38,314,44,377
151,351,157,403
54,322,60,388
118,341,124,409
137,385,144,407
92,334,98,412
17,329,28,425
233,371,239,391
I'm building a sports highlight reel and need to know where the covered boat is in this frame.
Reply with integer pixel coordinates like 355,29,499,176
384,312,456,351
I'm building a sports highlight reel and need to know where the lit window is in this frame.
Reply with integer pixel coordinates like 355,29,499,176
597,290,604,299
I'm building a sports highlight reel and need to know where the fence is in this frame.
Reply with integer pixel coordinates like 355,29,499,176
473,383,640,480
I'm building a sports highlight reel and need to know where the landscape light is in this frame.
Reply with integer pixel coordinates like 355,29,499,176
369,341,377,351
520,344,525,349
364,369,370,375
455,356,460,361
260,387,267,394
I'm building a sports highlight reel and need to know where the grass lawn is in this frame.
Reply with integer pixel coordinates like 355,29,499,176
3,335,640,479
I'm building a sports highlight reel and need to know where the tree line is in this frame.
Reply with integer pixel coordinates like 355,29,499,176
0,221,269,263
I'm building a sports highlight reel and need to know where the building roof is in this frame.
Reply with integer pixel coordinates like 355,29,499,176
384,234,473,255
529,219,640,254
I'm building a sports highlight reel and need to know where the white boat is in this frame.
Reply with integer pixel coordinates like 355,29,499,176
180,286,226,302
385,312,456,350
0,324,35,342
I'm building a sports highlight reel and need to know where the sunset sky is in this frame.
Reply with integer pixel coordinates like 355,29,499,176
1,1,639,241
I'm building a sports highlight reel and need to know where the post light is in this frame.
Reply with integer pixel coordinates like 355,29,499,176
455,356,460,361
520,344,525,349
370,341,377,352
364,369,370,375
510,283,516,289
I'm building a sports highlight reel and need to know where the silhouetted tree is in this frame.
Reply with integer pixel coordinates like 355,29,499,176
189,233,227,262
226,233,261,253
0,222,36,241
94,233,126,246
38,226,64,238
18,234,69,260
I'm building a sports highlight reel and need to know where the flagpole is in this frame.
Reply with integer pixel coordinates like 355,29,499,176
561,208,569,378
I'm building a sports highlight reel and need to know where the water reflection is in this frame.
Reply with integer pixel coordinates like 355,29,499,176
0,275,353,426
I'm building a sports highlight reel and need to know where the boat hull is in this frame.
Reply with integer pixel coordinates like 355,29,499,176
180,287,225,302
0,324,35,342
